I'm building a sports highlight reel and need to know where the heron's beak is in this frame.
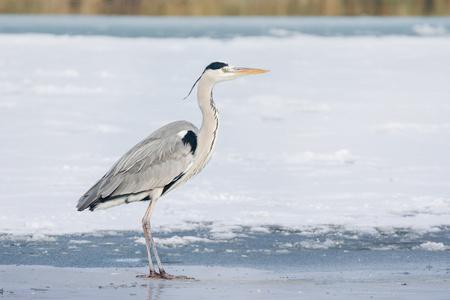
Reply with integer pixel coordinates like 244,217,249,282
234,68,269,76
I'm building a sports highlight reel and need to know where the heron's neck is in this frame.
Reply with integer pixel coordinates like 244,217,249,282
197,77,220,163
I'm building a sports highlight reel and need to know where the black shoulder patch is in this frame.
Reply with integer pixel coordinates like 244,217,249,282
205,62,228,71
182,130,198,154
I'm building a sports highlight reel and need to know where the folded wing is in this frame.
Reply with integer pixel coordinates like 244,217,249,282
77,121,198,211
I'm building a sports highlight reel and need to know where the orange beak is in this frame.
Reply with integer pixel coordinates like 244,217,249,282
234,68,269,75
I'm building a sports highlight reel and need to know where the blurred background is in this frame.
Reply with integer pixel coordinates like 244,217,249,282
1,0,450,16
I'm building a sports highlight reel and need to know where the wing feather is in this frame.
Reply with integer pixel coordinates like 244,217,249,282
77,121,198,211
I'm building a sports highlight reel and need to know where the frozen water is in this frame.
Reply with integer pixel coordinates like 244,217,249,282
1,15,450,37
0,21,450,257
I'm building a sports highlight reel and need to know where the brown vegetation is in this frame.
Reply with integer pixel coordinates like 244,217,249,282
0,0,449,16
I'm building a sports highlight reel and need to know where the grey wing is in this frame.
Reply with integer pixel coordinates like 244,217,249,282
77,121,199,211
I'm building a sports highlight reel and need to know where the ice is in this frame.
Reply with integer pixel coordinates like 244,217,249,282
413,23,448,36
68,239,92,244
277,239,342,250
298,238,342,250
413,242,448,251
1,33,449,242
153,236,213,248
3,264,449,299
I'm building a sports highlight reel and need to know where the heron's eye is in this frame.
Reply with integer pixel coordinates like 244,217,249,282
221,67,228,73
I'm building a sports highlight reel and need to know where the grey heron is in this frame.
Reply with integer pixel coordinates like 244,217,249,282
76,61,268,279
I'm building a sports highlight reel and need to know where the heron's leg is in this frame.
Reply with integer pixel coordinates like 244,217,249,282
137,198,193,280
149,225,164,273
137,199,160,278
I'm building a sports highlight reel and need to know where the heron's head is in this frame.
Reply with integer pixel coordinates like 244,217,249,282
202,61,268,83
184,61,268,99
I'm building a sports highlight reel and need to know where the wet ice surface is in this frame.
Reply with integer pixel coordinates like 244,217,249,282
1,264,447,300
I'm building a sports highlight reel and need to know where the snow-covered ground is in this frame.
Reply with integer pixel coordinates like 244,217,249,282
1,32,449,247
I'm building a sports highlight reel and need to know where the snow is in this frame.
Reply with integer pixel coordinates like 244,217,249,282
153,236,214,248
413,241,448,251
1,33,449,246
412,23,448,36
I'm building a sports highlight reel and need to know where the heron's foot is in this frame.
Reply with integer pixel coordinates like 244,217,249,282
136,271,163,279
159,270,195,280
137,270,194,280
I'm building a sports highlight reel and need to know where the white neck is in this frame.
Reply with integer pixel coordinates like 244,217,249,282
195,75,220,171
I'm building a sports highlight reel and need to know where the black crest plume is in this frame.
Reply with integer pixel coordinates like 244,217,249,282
183,62,228,100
